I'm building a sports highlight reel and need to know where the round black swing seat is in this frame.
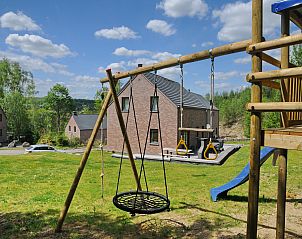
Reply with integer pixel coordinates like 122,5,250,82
113,191,170,215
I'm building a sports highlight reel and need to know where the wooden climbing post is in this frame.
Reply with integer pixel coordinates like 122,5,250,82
276,10,289,239
106,69,142,191
55,84,114,233
247,0,263,238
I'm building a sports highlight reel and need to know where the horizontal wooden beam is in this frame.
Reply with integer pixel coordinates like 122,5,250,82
247,34,302,53
100,40,251,83
262,130,302,150
247,102,302,112
246,67,302,81
178,127,214,132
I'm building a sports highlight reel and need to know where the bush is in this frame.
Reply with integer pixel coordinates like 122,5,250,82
68,137,81,147
55,134,69,147
38,133,55,145
38,132,68,146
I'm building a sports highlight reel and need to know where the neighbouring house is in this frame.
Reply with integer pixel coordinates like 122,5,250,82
106,70,219,155
0,108,7,144
65,112,107,143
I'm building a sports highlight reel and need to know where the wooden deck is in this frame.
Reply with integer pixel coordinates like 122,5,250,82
262,124,302,150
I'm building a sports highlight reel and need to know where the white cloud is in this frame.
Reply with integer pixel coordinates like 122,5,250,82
0,50,74,76
146,19,176,36
158,67,181,80
107,61,127,73
50,63,74,76
0,11,41,31
156,0,208,18
113,47,151,57
99,50,180,75
201,41,214,47
5,34,74,58
213,0,279,42
74,75,99,83
0,50,53,72
214,71,239,80
152,51,181,61
94,26,139,40
234,56,250,64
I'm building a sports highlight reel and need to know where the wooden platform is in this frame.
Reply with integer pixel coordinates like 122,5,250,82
262,124,302,150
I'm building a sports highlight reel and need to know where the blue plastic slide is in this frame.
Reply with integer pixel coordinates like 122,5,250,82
210,147,276,201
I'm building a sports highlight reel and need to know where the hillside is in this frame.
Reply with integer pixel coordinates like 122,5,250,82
207,87,281,139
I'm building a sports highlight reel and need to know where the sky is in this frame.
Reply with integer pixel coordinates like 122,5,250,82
0,0,301,99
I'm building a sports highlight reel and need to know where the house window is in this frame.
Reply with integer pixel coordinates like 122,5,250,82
150,96,159,112
0,129,2,137
122,97,129,112
150,129,158,144
74,126,76,132
0,114,2,122
69,125,71,131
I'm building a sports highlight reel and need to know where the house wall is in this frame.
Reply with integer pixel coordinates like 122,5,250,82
180,108,219,151
65,115,107,144
80,129,107,144
65,116,80,139
0,108,7,143
107,74,178,155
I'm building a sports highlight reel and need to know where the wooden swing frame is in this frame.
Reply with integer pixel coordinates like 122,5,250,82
55,3,302,238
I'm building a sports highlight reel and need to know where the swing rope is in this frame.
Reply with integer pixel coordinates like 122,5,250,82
115,76,148,196
112,71,170,215
176,64,189,155
203,51,218,160
99,143,105,198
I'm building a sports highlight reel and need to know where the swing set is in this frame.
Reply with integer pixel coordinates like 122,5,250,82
55,1,302,238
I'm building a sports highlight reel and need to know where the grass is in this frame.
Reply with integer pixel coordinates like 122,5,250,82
0,146,301,238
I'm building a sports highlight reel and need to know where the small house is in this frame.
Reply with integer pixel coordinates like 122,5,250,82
65,112,107,143
0,108,7,144
106,72,219,155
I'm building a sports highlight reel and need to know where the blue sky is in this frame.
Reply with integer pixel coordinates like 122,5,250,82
0,0,300,99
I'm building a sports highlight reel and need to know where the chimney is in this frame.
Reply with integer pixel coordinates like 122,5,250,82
137,64,143,68
73,111,78,116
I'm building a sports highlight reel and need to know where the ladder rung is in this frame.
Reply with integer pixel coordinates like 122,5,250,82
247,102,302,112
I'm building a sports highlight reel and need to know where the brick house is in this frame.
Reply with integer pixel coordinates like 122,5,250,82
106,72,219,155
65,112,107,143
0,108,7,143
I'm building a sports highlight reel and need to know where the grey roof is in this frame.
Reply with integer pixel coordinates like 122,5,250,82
73,114,107,130
141,72,218,110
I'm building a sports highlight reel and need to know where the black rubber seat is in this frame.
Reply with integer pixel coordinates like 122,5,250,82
113,191,170,215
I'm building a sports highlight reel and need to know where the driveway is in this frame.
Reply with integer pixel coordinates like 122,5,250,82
0,147,86,155
0,149,26,155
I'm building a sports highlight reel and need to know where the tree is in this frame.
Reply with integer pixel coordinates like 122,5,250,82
291,44,302,66
94,85,109,111
0,58,35,98
0,92,31,139
0,58,36,141
45,84,75,132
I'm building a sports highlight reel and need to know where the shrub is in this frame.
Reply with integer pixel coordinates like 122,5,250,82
68,137,81,147
55,134,69,147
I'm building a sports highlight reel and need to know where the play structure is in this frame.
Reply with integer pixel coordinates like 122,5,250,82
55,1,302,238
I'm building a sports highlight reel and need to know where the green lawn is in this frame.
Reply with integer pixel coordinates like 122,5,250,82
0,146,301,238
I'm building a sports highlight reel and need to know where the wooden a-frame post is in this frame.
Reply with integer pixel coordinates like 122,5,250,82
55,86,114,232
106,69,142,191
